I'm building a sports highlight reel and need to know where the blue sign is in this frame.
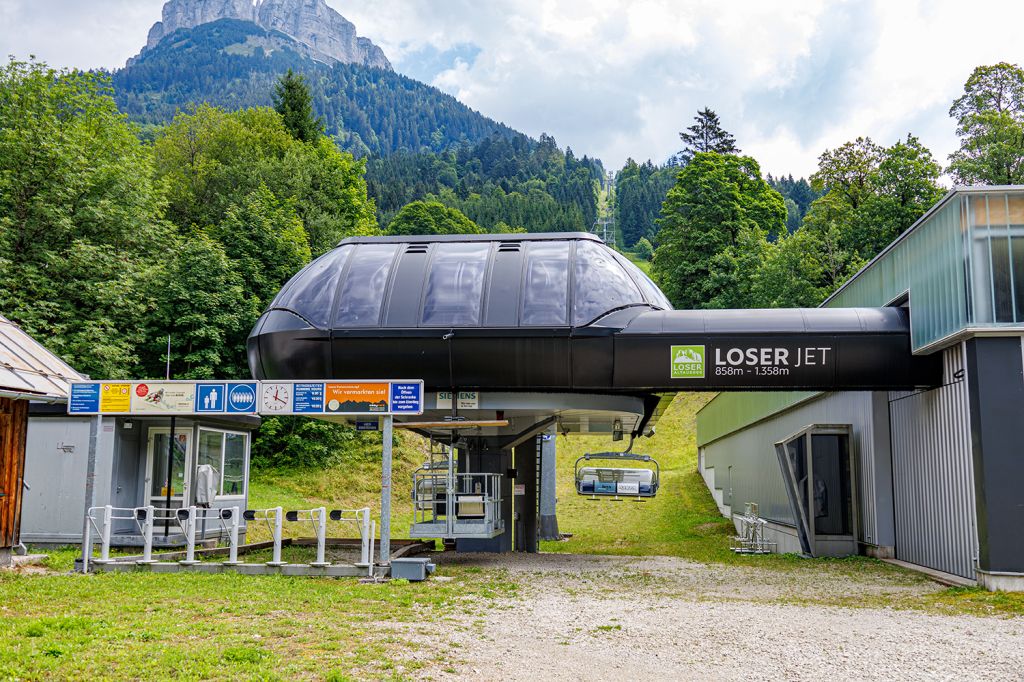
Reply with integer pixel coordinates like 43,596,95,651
226,383,257,413
293,383,325,413
196,384,226,413
69,383,100,414
390,382,423,414
356,419,379,431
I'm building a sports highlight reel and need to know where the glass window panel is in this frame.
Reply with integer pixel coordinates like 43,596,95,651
573,241,645,324
421,243,490,326
197,430,223,474
270,245,352,327
335,244,398,327
610,251,673,310
811,434,852,536
222,433,247,497
150,431,189,500
989,233,1015,322
521,241,570,326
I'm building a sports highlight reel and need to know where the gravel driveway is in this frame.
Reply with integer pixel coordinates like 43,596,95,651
425,553,1024,681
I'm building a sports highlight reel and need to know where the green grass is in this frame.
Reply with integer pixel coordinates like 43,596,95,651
542,392,748,563
0,566,515,680
622,252,652,275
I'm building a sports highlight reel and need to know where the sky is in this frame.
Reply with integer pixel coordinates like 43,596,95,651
3,0,1024,178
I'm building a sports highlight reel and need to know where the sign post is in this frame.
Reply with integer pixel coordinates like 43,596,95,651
380,414,393,565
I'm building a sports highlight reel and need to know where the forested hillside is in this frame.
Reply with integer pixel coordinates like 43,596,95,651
366,134,603,232
112,19,517,156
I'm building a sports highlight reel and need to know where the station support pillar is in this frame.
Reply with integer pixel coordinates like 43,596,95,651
538,431,560,541
513,436,539,553
965,337,1024,591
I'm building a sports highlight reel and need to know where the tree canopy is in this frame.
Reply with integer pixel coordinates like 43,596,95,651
651,153,785,308
273,68,324,143
0,59,171,378
386,201,483,235
677,108,740,164
948,62,1024,185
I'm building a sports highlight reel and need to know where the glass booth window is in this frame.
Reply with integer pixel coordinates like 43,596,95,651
197,429,249,498
968,193,1024,324
522,241,570,326
335,244,399,327
269,245,352,327
421,242,490,326
223,433,246,497
573,241,645,324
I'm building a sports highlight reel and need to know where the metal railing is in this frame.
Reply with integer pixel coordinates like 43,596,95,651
83,504,376,575
412,470,503,537
83,504,241,571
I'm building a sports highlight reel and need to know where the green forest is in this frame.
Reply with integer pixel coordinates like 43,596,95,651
3,52,1024,466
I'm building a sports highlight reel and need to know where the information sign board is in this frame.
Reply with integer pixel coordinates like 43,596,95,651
258,380,424,416
68,381,259,416
68,380,423,417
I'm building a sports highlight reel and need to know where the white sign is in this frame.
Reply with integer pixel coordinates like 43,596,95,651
618,482,640,495
437,391,479,410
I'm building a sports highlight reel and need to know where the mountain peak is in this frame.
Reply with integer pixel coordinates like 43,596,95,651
137,0,391,70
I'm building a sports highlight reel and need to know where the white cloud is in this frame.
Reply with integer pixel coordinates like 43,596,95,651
4,0,1024,176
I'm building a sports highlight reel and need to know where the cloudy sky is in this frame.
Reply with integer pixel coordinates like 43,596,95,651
3,0,1024,177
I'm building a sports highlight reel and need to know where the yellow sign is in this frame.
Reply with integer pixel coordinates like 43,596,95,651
99,383,131,413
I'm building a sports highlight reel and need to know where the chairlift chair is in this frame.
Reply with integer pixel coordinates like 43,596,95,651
575,452,660,501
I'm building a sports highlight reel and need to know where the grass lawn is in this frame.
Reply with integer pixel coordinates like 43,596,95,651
0,565,514,680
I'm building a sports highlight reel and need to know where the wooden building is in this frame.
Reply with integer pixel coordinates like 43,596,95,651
0,315,83,565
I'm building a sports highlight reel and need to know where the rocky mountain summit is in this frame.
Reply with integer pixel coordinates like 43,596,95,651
136,0,391,69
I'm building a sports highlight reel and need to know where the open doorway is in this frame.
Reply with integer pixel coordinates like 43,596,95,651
775,425,857,557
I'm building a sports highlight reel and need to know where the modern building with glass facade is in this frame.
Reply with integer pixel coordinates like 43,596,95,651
697,186,1024,590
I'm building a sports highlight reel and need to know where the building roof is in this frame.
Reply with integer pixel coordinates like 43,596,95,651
0,315,85,402
338,232,601,245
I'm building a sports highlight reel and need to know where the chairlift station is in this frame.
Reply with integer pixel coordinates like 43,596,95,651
6,188,1022,590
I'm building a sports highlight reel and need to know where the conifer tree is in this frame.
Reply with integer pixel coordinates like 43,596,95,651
273,69,323,143
678,108,739,163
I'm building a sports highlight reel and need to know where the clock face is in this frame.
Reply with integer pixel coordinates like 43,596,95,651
262,383,291,412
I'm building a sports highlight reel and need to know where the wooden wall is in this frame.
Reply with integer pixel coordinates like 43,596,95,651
0,397,29,550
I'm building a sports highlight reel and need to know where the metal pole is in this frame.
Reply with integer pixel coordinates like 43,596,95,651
164,416,175,538
138,506,155,564
380,415,393,564
267,507,285,566
225,507,240,566
79,415,100,572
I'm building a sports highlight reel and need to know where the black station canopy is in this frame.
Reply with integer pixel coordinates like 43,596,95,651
248,233,941,402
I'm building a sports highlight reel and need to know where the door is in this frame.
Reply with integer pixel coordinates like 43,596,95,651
145,428,192,510
0,398,28,550
775,425,855,557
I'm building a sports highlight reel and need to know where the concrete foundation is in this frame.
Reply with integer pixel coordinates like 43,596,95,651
976,569,1024,592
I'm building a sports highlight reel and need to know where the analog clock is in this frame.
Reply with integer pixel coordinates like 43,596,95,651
262,383,291,412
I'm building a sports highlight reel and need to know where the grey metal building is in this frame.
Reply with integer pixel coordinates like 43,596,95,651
697,186,1024,590
22,409,259,547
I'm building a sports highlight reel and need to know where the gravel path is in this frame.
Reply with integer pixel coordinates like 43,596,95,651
425,553,1024,681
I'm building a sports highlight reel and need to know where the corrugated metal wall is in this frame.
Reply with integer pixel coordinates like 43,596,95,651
700,390,894,548
889,345,978,579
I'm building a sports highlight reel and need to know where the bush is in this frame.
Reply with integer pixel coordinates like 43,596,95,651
251,417,383,469
635,237,654,261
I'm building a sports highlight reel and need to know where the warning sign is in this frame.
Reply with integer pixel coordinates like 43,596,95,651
99,383,131,412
